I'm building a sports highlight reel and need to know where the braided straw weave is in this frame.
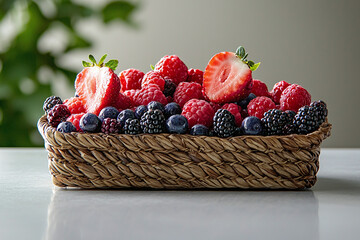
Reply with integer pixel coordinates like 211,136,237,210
38,115,331,189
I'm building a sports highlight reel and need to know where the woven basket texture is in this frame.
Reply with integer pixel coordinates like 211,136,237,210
38,115,331,189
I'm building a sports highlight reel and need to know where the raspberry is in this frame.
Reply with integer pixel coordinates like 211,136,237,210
141,71,165,91
133,84,167,106
251,79,270,97
163,79,176,97
209,102,222,112
222,103,243,127
247,96,276,119
119,69,144,92
173,82,203,107
101,118,121,134
270,81,290,104
123,89,139,106
113,92,131,111
181,99,215,128
166,96,173,103
280,84,311,112
187,68,203,85
47,104,71,127
43,96,62,113
154,55,188,85
67,113,85,132
64,97,86,114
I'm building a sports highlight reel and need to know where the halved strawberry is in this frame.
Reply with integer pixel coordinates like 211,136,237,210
75,55,120,115
203,46,260,104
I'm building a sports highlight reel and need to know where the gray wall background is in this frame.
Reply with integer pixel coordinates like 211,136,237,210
59,0,360,147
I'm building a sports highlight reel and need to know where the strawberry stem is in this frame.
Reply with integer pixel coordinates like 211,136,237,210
82,54,119,71
235,46,261,71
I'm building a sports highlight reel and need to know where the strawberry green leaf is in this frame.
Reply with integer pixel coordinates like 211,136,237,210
98,54,108,66
150,64,155,70
235,46,246,58
82,61,91,67
250,62,261,71
105,60,119,71
89,54,97,65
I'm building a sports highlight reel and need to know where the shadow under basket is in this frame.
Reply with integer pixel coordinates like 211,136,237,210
37,115,331,189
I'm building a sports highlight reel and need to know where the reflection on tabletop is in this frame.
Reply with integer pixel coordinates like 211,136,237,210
45,189,318,240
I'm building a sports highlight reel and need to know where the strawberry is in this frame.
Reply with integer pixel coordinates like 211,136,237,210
75,54,120,115
203,46,260,104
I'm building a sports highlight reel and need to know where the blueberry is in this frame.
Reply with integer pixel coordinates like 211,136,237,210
98,106,119,122
241,116,263,135
164,102,181,119
190,124,209,136
237,93,256,109
147,101,165,112
57,121,77,133
117,109,135,126
166,115,188,134
135,105,148,119
80,113,101,132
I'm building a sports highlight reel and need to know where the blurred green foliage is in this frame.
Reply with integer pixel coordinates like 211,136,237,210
0,0,138,147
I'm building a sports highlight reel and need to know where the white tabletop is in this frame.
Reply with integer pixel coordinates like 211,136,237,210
0,148,359,240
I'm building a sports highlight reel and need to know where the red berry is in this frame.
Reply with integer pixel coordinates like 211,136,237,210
67,113,85,132
173,82,203,107
209,102,222,112
47,104,71,127
75,66,120,115
280,84,311,112
64,97,86,114
251,79,269,97
123,89,139,106
222,103,243,127
270,81,290,104
141,71,165,91
247,96,276,119
181,99,215,128
203,52,253,103
119,68,144,92
187,68,203,85
166,96,173,103
154,55,188,85
113,92,131,111
133,84,167,106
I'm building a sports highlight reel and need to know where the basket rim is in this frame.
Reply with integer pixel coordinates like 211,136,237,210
37,114,332,143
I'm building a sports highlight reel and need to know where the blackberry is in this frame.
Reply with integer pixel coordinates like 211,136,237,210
124,118,141,135
283,110,296,135
47,104,70,127
293,105,322,134
261,109,290,135
101,118,121,134
43,96,63,113
310,100,328,125
140,109,165,134
213,109,236,138
163,79,176,97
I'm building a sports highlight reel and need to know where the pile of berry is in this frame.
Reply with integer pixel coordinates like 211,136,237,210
43,47,328,137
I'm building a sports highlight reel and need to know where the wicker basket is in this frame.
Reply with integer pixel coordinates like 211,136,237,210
37,115,331,189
